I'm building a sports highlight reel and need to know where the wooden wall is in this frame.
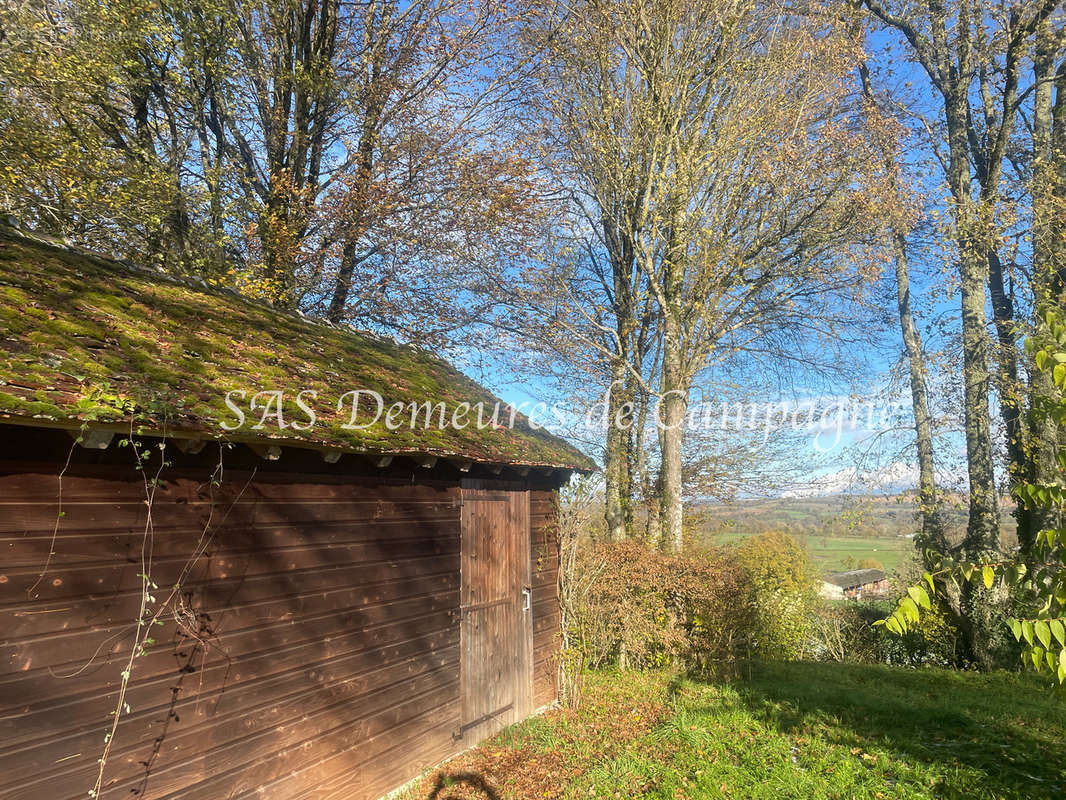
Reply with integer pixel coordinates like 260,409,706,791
0,425,562,800
529,490,560,709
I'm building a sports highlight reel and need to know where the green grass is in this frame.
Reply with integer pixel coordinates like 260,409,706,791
406,662,1066,800
709,531,911,573
582,663,1065,800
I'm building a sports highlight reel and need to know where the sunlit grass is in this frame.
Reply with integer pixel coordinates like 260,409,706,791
403,663,1066,800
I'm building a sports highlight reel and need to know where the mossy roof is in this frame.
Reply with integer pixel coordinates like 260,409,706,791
0,226,592,470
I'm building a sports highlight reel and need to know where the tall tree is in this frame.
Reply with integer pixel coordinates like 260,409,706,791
863,0,1059,560
0,0,197,266
319,0,537,339
1026,13,1066,544
496,229,660,542
538,0,879,552
210,0,342,304
515,0,665,542
1,0,536,341
856,56,948,553
863,0,1060,667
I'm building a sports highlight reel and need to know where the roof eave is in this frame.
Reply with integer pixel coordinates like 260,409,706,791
0,413,596,473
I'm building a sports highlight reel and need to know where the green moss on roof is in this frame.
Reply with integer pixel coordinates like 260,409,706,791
0,227,593,470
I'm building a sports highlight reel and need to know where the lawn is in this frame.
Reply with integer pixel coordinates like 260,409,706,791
401,663,1066,800
708,532,911,573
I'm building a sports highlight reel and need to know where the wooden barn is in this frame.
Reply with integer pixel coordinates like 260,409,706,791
820,569,889,601
0,227,592,799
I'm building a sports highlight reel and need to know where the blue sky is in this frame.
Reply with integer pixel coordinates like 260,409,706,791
451,19,1032,498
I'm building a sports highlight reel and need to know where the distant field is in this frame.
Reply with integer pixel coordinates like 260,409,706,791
707,530,912,574
694,494,1017,577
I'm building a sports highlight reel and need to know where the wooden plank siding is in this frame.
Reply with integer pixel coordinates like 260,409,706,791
530,490,560,709
0,430,564,800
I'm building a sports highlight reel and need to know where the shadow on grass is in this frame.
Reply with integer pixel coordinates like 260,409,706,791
427,771,501,800
731,661,1066,799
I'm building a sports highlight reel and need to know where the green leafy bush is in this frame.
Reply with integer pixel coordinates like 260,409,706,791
565,531,819,673
736,531,818,660
565,540,754,672
811,597,961,667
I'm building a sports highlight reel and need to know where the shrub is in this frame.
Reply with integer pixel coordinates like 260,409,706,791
810,593,963,667
565,540,753,672
563,532,821,673
809,600,872,663
736,532,818,660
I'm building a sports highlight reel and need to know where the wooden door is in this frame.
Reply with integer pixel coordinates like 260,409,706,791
459,483,532,743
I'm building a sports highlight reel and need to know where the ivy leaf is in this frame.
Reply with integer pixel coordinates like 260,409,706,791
982,565,995,589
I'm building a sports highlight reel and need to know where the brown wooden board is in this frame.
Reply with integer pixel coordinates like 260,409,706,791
0,426,563,799
529,490,560,708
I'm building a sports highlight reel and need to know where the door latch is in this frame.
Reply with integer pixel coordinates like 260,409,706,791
522,587,532,612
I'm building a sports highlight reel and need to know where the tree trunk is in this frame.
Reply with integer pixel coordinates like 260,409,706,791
1026,20,1066,554
986,246,1030,546
604,360,631,542
958,581,999,671
600,208,641,541
855,56,947,555
958,234,999,552
621,367,640,531
659,314,687,554
945,92,999,667
891,231,947,553
328,93,383,322
644,487,662,549
943,91,999,555
633,377,662,549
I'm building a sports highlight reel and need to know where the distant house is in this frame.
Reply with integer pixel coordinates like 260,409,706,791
820,569,889,600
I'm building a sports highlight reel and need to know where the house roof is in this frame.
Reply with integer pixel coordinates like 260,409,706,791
0,225,594,471
823,568,886,588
